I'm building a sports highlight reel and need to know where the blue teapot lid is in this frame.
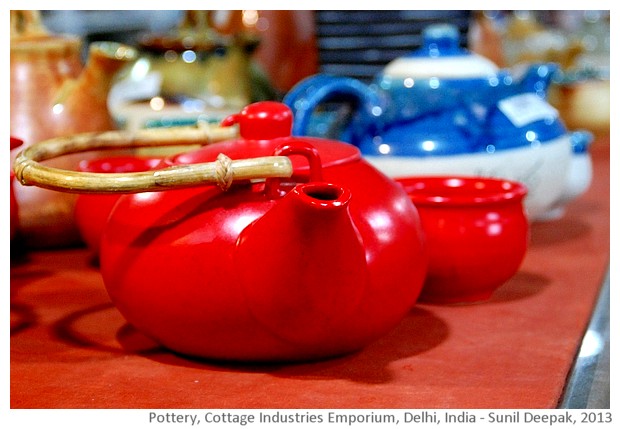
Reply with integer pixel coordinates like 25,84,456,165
381,24,499,79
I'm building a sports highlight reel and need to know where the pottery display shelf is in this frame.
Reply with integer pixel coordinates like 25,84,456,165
10,137,609,409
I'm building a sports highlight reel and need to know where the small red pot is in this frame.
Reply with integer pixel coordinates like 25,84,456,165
397,176,529,304
74,156,162,255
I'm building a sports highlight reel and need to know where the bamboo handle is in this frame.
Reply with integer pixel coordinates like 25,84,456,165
13,126,294,194
16,123,239,161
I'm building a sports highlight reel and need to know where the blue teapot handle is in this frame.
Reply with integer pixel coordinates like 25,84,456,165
283,74,385,145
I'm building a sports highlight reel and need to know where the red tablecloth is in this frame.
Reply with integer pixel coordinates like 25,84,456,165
10,139,610,409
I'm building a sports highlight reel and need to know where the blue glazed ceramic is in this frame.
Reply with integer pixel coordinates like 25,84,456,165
374,23,500,123
284,24,566,157
283,24,593,220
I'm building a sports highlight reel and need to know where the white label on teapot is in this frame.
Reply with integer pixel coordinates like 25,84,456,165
498,93,559,128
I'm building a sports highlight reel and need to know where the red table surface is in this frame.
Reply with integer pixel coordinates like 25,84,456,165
10,139,610,409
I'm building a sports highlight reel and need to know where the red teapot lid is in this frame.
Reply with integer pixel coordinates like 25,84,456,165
172,101,361,170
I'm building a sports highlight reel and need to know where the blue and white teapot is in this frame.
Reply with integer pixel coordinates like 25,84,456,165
284,24,592,221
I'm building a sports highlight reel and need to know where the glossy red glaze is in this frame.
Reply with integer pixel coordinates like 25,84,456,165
398,176,529,304
171,101,361,175
74,157,163,255
99,102,428,362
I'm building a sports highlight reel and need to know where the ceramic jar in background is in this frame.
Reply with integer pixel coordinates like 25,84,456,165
397,176,529,304
251,10,318,95
548,75,609,138
10,10,136,248
109,10,274,139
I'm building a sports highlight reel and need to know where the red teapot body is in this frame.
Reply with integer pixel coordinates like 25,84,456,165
99,102,428,362
74,156,163,256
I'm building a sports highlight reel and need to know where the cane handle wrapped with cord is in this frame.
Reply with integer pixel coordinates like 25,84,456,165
12,126,293,194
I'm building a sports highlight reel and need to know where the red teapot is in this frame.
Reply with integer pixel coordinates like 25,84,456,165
14,102,428,362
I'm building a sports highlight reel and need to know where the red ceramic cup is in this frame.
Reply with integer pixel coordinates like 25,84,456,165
397,176,529,304
74,156,162,255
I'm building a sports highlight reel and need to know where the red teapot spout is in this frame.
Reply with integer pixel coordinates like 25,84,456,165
235,180,370,350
